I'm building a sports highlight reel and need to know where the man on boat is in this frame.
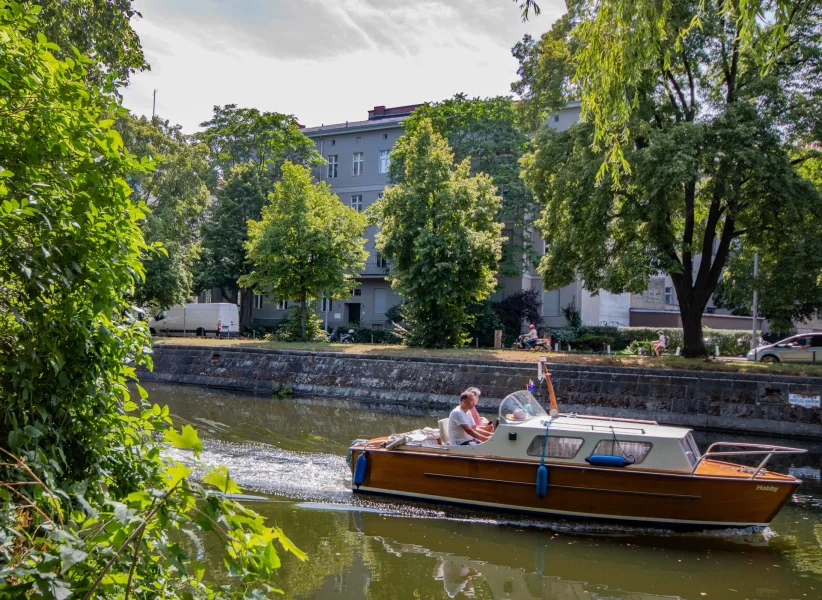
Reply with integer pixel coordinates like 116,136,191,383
449,390,491,445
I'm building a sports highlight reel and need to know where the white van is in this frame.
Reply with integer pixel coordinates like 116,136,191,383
148,303,239,338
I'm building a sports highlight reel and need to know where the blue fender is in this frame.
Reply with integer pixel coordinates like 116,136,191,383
586,454,630,467
353,453,368,488
536,464,548,498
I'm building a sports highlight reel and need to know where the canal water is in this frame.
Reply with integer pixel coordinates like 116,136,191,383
146,382,822,600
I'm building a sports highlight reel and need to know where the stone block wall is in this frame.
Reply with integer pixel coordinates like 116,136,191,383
140,345,822,439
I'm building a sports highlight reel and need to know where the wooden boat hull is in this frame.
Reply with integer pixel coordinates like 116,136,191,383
349,447,799,528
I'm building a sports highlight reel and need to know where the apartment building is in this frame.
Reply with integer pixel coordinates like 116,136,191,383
249,105,419,328
247,101,781,333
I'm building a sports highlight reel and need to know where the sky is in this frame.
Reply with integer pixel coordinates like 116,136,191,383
121,0,565,134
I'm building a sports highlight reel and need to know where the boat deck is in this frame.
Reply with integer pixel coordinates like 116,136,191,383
693,459,798,481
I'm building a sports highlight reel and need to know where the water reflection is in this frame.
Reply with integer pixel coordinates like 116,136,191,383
143,382,822,599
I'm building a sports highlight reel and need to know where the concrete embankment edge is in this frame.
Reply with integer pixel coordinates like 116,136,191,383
140,345,822,439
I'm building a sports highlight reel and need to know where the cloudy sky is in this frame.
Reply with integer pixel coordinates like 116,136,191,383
121,0,565,133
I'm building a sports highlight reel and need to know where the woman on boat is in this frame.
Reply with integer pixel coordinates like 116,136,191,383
468,387,494,434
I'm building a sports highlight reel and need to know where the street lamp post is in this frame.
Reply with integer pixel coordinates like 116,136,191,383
751,252,759,352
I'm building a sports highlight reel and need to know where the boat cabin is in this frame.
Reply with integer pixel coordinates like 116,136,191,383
435,391,701,474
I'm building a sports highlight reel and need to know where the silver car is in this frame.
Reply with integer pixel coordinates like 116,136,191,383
746,333,822,363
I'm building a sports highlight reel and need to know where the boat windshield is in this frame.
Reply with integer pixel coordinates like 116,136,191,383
499,390,547,424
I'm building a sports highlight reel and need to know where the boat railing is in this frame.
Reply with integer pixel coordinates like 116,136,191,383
560,413,659,426
547,421,648,435
690,442,807,479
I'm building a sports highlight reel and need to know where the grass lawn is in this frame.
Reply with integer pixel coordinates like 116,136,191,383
151,337,822,378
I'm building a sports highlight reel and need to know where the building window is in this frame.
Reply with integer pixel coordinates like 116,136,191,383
351,194,363,212
375,251,387,268
543,289,561,317
253,294,263,310
664,287,673,305
527,436,584,458
327,155,338,178
353,152,364,176
330,139,336,146
351,288,362,297
200,289,212,303
318,297,331,312
553,115,560,122
379,150,390,174
276,299,288,310
374,288,387,314
356,136,361,143
705,306,716,314
642,289,662,303
590,440,652,465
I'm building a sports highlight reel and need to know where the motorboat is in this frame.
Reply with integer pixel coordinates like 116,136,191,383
348,368,806,529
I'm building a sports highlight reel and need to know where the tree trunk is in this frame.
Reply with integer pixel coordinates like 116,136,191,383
679,301,707,357
239,287,253,327
300,293,307,340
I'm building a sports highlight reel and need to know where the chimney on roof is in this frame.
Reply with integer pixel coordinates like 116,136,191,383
369,105,386,120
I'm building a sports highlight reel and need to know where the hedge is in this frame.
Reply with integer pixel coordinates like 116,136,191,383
543,326,753,356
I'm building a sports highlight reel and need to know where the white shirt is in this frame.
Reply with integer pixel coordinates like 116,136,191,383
448,405,476,444
658,333,668,347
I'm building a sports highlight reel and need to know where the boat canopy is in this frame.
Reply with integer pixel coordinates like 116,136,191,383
499,390,547,424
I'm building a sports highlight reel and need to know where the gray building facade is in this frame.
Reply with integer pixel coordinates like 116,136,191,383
249,105,418,329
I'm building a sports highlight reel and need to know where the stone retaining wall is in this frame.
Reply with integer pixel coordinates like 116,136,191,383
140,345,822,439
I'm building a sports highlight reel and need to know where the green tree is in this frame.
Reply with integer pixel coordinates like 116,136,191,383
0,5,302,597
372,119,504,348
516,0,822,356
115,113,211,310
401,96,535,274
197,104,319,185
714,156,822,334
195,105,321,325
195,163,266,316
24,0,147,85
516,0,815,179
240,161,368,339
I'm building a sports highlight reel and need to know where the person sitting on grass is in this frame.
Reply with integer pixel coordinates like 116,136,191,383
653,331,669,357
448,390,491,446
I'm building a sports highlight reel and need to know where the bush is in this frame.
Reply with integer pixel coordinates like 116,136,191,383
274,306,328,341
542,326,752,356
466,300,504,347
332,323,403,344
492,289,543,341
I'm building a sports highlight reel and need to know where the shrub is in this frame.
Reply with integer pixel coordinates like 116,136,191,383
276,306,328,341
332,323,403,344
492,289,543,341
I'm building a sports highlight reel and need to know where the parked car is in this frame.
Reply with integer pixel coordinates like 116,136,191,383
746,333,822,363
148,303,239,338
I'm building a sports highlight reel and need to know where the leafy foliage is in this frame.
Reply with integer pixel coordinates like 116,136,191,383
195,164,265,307
24,0,147,86
372,119,504,348
115,114,211,310
518,0,812,180
402,95,536,273
0,7,301,597
194,105,321,325
272,306,329,342
196,104,320,185
240,161,368,339
516,0,822,356
491,289,542,342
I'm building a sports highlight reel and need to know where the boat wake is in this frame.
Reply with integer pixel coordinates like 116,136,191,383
164,438,775,541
